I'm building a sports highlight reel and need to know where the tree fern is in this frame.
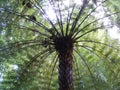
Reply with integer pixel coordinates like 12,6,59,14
0,0,120,90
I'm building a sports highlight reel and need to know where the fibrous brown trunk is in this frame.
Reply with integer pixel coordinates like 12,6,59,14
54,36,74,90
58,50,74,90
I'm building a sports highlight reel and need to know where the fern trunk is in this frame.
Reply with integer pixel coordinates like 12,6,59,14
58,50,74,90
54,36,74,90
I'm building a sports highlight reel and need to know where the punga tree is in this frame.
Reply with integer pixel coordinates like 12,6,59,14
0,0,120,90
